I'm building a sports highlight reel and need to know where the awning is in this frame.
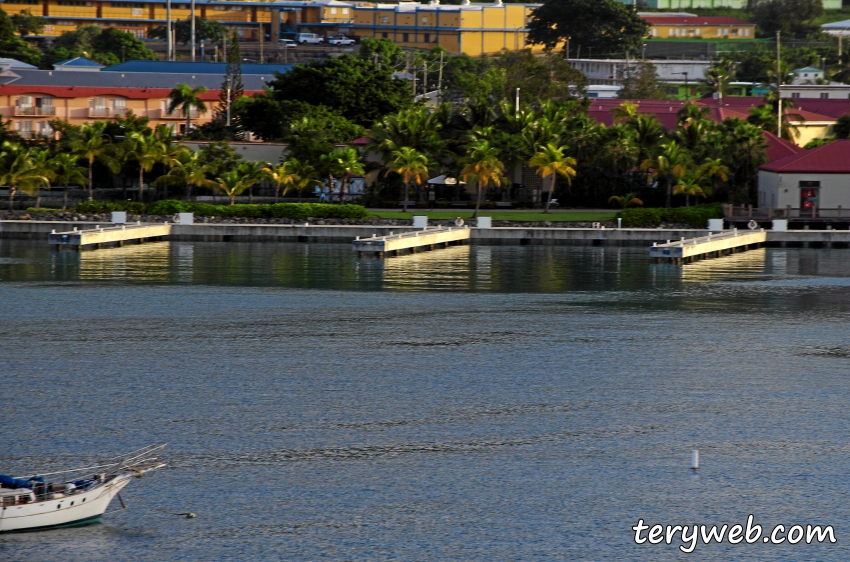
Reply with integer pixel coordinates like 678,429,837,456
427,174,465,185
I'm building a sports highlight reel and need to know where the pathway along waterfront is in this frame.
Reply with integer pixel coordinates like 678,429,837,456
2,220,850,249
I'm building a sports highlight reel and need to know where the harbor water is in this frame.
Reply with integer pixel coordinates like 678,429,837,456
1,240,849,560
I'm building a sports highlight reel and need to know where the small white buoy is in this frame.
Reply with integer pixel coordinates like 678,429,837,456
691,449,699,470
186,513,196,519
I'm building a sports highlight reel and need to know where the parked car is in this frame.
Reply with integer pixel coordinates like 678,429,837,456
279,39,297,48
295,33,324,44
328,34,356,46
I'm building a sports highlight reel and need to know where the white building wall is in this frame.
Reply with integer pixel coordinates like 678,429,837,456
759,170,850,209
569,59,710,86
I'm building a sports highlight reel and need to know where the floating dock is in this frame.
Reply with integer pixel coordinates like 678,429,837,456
353,226,471,257
650,229,767,264
47,223,172,250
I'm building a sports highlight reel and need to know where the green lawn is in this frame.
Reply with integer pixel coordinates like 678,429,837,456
368,210,618,222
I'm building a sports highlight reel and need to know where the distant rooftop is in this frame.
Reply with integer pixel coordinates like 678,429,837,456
641,15,753,26
103,60,294,75
0,69,272,91
0,58,36,70
761,140,850,174
53,57,104,72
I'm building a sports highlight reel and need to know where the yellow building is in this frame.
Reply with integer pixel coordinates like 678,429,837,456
351,0,542,57
642,15,756,40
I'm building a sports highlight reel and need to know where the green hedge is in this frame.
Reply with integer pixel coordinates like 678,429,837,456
73,200,368,220
617,203,723,228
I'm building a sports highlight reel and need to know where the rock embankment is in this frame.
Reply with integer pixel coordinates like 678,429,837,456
1,211,621,229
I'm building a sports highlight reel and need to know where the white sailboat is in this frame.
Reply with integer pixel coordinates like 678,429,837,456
0,444,166,532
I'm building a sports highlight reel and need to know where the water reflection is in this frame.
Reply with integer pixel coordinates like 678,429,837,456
78,241,172,282
380,245,478,291
680,248,767,283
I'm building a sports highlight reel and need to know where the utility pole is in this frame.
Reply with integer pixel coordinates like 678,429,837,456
260,25,264,62
423,61,428,97
515,87,520,114
190,0,196,61
777,31,782,138
226,80,232,127
166,0,172,61
437,50,443,102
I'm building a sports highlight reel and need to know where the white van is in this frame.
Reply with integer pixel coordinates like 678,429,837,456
295,33,324,44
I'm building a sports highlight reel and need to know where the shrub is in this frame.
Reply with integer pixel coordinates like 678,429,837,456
618,203,723,228
71,200,369,220
436,201,450,208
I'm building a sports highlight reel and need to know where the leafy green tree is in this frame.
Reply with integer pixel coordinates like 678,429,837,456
124,132,164,202
238,97,364,143
492,50,587,105
0,9,41,66
155,150,214,201
268,54,413,127
168,84,209,135
751,0,823,40
49,152,88,210
387,147,429,213
236,160,267,203
197,141,242,177
832,114,850,140
618,61,668,100
93,27,157,61
358,37,405,69
641,140,690,208
212,169,255,205
67,122,119,201
528,0,648,56
150,17,227,46
460,140,504,218
529,143,577,214
0,143,50,211
328,147,365,203
701,61,735,102
10,10,45,37
42,25,155,68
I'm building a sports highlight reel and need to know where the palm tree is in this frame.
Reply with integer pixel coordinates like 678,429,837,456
266,158,322,202
610,101,639,123
0,147,51,211
641,140,690,208
627,114,664,166
387,147,429,213
608,192,643,209
528,143,576,214
28,148,53,209
237,160,267,203
125,132,163,202
673,174,709,209
156,150,214,201
167,83,208,135
67,122,114,201
701,61,734,102
460,140,504,219
262,162,288,203
329,148,365,203
698,157,729,198
212,169,256,205
49,153,88,210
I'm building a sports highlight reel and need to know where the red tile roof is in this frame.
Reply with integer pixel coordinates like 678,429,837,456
760,140,850,173
0,84,263,100
763,131,804,163
642,16,753,26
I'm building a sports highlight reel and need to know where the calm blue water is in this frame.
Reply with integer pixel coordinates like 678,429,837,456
1,240,849,561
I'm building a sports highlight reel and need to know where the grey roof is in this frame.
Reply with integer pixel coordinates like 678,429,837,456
0,58,37,70
104,60,293,76
0,69,275,90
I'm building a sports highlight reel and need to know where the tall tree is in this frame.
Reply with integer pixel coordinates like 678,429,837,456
387,147,429,213
49,152,87,210
460,140,504,219
0,9,41,65
0,144,50,211
168,84,209,135
212,169,255,205
217,32,244,124
10,10,46,37
618,62,668,100
527,0,648,57
641,140,690,208
67,122,119,201
125,132,163,202
328,148,364,203
529,143,577,214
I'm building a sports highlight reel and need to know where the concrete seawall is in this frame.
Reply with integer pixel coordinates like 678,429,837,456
2,220,850,247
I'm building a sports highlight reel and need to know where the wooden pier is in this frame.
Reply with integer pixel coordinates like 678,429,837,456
650,229,767,264
47,223,172,250
353,226,471,257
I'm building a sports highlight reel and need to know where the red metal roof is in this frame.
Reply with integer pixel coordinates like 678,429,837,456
760,140,850,173
0,84,263,100
763,131,804,163
642,16,753,26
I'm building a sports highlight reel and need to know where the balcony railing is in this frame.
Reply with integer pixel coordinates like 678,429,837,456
724,204,846,220
161,109,199,120
15,106,55,117
88,108,126,118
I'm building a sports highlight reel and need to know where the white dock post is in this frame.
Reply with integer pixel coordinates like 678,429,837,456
691,450,699,470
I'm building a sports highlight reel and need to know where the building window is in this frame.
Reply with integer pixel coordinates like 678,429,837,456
669,29,674,37
424,33,430,43
791,92,800,98
820,93,829,99
422,16,428,23
745,28,750,36
330,7,337,14
342,8,348,15
59,1,92,5
381,15,388,23
381,32,388,38
652,28,657,36
403,33,409,42
695,28,701,36
15,95,54,116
